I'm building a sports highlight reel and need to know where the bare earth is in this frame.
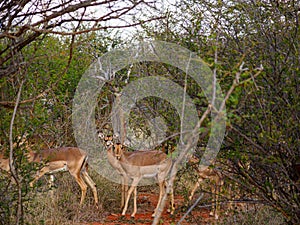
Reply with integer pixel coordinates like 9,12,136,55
83,192,213,225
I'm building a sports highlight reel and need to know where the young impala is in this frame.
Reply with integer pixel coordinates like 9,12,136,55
188,156,223,219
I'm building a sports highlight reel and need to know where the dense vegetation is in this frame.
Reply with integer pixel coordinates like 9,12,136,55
0,0,299,224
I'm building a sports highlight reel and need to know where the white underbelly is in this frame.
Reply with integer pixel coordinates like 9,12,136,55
47,161,68,174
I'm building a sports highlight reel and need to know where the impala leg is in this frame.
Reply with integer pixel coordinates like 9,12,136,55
122,178,140,217
132,185,137,217
121,175,129,209
30,166,50,187
48,175,55,200
152,181,165,217
169,183,175,215
71,171,88,205
215,178,223,220
122,185,134,216
189,177,203,200
211,182,217,219
121,176,125,208
215,184,220,220
209,180,220,220
82,170,99,207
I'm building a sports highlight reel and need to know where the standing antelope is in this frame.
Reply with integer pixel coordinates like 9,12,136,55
188,156,223,219
113,142,175,217
98,133,130,209
99,133,174,217
99,133,150,210
27,147,99,207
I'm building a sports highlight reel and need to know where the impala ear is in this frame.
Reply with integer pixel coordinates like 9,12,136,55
98,132,104,139
113,133,119,139
124,140,131,146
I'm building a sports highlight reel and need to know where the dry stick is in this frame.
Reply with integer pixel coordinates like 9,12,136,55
177,193,204,225
152,106,211,225
9,80,24,225
180,52,191,143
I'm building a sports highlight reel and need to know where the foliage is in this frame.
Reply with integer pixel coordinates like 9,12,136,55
0,0,299,224
141,0,300,223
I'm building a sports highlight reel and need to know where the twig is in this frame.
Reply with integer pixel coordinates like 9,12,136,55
177,193,204,225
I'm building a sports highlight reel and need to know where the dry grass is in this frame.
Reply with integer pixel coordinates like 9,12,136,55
219,206,285,225
1,167,284,225
24,170,118,225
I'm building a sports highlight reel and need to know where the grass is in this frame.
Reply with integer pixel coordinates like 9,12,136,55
0,168,286,225
24,170,117,224
219,206,285,225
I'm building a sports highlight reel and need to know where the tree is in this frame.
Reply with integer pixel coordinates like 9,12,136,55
0,0,162,78
141,0,299,223
0,1,164,224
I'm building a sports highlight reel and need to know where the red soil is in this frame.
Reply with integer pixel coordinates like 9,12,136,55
84,192,214,225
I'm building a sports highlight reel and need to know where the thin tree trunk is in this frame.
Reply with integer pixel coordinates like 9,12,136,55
9,80,24,225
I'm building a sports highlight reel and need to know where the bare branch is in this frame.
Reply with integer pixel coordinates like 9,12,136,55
0,0,163,78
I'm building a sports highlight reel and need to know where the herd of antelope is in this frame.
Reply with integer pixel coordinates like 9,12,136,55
0,131,224,219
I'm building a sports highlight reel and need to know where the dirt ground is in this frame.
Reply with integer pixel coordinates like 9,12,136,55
84,192,214,225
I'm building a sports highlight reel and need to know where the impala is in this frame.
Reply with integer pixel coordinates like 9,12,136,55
112,142,175,217
98,132,130,209
1,146,99,207
99,133,148,210
188,156,223,219
27,147,99,207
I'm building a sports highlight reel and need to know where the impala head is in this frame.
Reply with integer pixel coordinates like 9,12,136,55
113,143,123,160
0,152,10,172
98,132,120,147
